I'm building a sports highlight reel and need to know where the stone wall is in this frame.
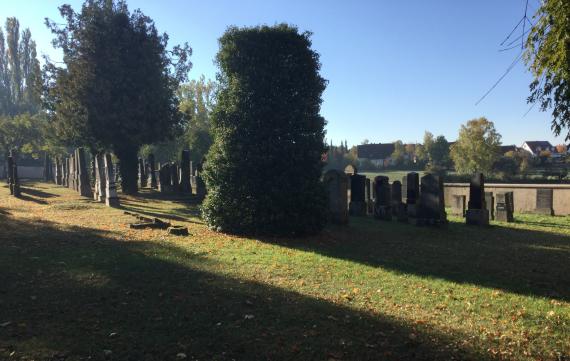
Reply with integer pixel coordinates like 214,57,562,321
444,183,570,216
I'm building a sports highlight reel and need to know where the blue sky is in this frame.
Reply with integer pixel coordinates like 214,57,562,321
2,0,562,146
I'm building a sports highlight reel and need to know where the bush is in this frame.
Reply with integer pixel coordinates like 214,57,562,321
202,25,328,236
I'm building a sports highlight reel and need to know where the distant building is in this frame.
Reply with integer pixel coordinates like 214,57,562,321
500,145,518,154
521,141,555,157
357,143,395,167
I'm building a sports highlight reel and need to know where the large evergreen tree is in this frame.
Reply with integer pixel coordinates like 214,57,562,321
45,0,192,193
202,24,328,236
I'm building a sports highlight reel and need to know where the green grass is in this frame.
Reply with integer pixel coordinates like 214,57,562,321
0,182,569,360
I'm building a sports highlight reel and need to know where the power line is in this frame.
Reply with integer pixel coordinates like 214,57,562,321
475,51,524,106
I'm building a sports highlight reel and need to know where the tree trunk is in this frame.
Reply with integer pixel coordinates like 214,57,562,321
115,145,138,195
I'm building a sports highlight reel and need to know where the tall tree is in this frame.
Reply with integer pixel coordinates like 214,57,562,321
450,117,502,175
525,0,570,140
428,135,450,171
202,24,327,235
5,18,21,108
45,1,192,194
391,140,405,166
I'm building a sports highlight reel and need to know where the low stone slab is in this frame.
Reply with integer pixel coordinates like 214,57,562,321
167,226,189,236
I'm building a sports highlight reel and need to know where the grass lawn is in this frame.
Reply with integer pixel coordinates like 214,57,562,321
1,182,569,360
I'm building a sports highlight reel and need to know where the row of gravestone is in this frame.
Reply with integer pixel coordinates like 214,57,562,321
324,168,447,226
47,149,121,207
137,150,206,199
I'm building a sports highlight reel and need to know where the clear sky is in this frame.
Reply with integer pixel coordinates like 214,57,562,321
1,0,562,147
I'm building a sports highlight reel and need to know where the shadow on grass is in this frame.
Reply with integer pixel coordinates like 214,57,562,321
261,217,570,302
20,186,60,199
0,210,490,361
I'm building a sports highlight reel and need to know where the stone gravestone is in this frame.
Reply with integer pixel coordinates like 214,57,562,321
406,172,420,219
179,150,191,193
138,158,147,188
94,153,106,202
365,178,373,215
495,192,514,222
7,152,20,197
158,163,172,193
466,173,489,226
323,169,349,224
485,192,495,220
104,153,120,207
349,173,367,216
170,162,179,191
55,158,62,185
401,175,408,202
77,148,93,198
535,189,554,216
451,195,466,217
147,154,157,189
391,180,407,221
418,174,447,225
43,153,52,182
373,176,391,220
62,158,68,187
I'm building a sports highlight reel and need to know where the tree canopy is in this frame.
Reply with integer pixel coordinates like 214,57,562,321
525,0,570,140
450,117,502,175
202,24,328,236
44,0,192,193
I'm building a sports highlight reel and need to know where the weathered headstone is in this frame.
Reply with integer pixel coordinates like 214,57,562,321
401,175,408,202
55,158,62,185
62,158,68,187
77,148,93,198
365,178,374,215
406,172,420,219
43,153,52,182
466,173,489,226
170,162,179,190
323,170,349,224
495,192,514,222
158,163,172,193
195,175,206,200
138,158,147,188
94,153,106,202
418,174,447,225
451,195,466,217
391,180,406,221
147,154,157,189
485,192,495,220
349,173,367,216
104,153,120,207
180,150,191,193
535,188,554,215
373,176,391,220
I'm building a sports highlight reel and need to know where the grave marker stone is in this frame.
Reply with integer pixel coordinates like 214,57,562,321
419,174,447,225
451,195,466,217
180,150,191,193
323,170,349,224
138,158,147,188
104,153,120,207
535,188,554,215
495,192,514,222
391,180,406,221
77,148,93,198
485,192,495,220
466,173,489,226
147,154,157,189
94,153,106,202
373,176,391,220
349,173,367,216
406,172,420,219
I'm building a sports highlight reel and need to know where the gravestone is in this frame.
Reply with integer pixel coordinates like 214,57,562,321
485,192,495,220
138,158,147,188
535,189,554,215
170,162,179,190
349,173,367,216
406,172,420,218
147,154,157,189
451,195,466,217
8,152,20,197
68,154,75,190
195,175,206,200
495,192,514,222
55,158,62,185
77,148,93,198
104,153,120,207
43,153,52,182
323,169,349,224
401,175,408,202
365,178,373,215
418,174,447,225
373,176,391,220
62,158,68,187
179,150,191,193
391,180,406,221
158,163,173,193
466,173,489,226
94,153,106,202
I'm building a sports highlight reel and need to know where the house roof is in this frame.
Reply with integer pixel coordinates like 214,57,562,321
500,145,518,154
357,143,395,159
523,141,554,153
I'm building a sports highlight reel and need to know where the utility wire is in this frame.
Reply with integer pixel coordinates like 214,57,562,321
475,51,524,106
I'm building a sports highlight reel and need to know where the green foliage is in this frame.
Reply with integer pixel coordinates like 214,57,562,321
391,140,406,166
202,24,327,236
0,113,44,157
0,18,42,116
525,0,570,140
450,117,502,175
44,0,192,193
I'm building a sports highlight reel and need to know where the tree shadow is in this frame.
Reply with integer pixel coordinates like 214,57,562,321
259,217,570,302
0,211,492,361
19,186,60,199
